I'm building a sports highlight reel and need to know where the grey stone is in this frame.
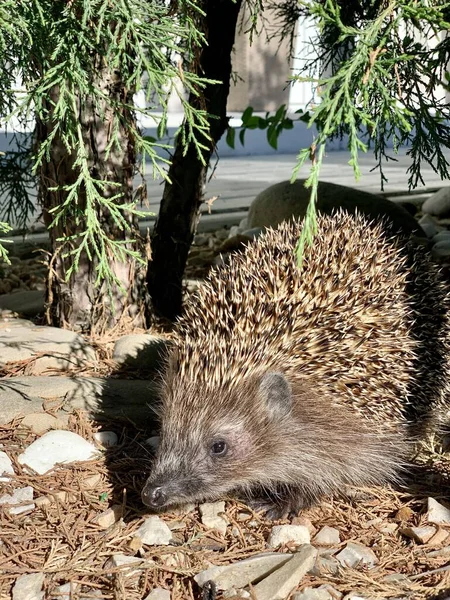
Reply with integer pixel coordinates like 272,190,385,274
0,376,159,425
0,485,35,514
267,524,310,548
241,227,265,239
12,572,45,600
313,526,341,546
94,430,118,447
53,583,77,600
0,449,14,481
194,552,293,590
0,318,35,329
336,542,378,569
292,586,334,600
252,544,318,600
146,436,160,451
432,240,450,258
248,180,422,236
432,231,450,243
144,589,171,600
422,187,450,217
104,553,147,577
112,334,169,371
18,430,98,475
194,234,210,246
418,214,439,238
308,556,340,576
381,573,410,584
0,324,96,371
0,290,45,317
21,413,66,435
400,525,436,544
427,498,450,524
137,515,173,546
199,501,228,535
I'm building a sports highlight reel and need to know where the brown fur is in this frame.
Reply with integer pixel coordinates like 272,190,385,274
142,212,450,516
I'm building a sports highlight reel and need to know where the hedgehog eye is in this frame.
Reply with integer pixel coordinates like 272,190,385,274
210,440,227,457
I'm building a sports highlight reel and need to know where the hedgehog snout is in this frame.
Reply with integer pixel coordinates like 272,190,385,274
141,484,168,509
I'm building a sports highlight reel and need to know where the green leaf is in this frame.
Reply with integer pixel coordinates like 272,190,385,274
241,106,253,124
225,127,236,149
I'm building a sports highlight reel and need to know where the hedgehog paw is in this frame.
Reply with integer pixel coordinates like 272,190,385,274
243,488,307,520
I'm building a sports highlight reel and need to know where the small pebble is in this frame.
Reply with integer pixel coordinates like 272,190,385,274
12,572,45,600
291,516,317,537
0,450,14,481
144,589,171,600
94,431,118,447
267,524,310,548
199,501,228,535
313,526,341,546
104,554,147,577
96,504,123,528
137,515,173,546
336,542,378,569
0,485,35,515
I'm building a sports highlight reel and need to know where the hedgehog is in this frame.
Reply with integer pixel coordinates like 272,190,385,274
142,211,450,517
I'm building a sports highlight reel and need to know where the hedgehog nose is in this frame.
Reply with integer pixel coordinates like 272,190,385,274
142,485,167,509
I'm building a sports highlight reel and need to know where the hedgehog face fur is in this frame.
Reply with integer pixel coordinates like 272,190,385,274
142,211,450,517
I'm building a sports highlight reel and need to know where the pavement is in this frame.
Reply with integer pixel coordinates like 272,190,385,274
138,147,450,231
7,147,450,243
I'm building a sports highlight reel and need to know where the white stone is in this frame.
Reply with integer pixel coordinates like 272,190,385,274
21,413,65,435
313,526,341,546
252,544,318,600
0,485,35,514
336,542,378,569
137,515,173,546
104,554,146,577
427,497,450,524
400,525,437,544
422,187,450,217
308,556,340,576
94,431,118,447
199,501,228,535
194,553,293,590
144,589,171,600
267,524,310,548
18,430,98,475
292,587,334,600
0,450,14,481
0,325,96,369
12,572,45,600
54,583,77,600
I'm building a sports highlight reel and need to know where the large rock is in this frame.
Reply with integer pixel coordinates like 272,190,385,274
0,324,96,373
0,376,159,425
0,290,45,317
422,187,450,217
247,180,423,236
112,334,169,372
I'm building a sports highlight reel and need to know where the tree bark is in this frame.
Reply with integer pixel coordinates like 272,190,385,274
147,0,243,322
38,56,146,333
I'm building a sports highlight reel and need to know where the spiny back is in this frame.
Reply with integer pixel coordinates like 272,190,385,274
174,211,450,427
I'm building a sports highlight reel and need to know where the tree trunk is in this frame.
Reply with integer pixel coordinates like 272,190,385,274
147,0,243,322
38,56,146,333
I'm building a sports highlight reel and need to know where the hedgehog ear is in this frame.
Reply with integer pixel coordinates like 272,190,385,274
258,372,292,420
